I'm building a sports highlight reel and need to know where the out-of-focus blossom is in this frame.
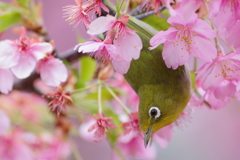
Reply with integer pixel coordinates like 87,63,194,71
63,0,109,27
153,124,172,148
0,130,34,160
0,109,10,135
143,0,175,15
120,112,141,143
0,28,52,79
114,112,156,160
0,69,14,94
113,136,157,160
106,73,139,111
0,91,47,123
80,15,142,74
195,52,240,90
150,13,217,69
209,0,240,50
37,54,68,87
28,133,71,160
44,87,72,115
88,113,117,142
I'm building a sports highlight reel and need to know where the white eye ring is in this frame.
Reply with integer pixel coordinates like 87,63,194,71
149,107,161,119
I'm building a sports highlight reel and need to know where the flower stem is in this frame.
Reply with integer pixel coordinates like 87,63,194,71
69,139,83,160
98,82,103,113
123,0,130,14
203,0,224,55
103,83,131,115
71,82,98,94
193,57,198,72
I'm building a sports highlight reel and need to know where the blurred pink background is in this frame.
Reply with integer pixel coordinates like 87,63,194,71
2,0,240,160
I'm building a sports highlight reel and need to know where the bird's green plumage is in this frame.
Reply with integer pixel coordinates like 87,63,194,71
124,17,192,134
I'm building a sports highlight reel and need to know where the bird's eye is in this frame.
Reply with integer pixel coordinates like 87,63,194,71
149,107,161,119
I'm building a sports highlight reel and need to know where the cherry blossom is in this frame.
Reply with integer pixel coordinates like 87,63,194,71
153,125,173,148
44,87,73,115
114,112,156,160
37,54,68,87
150,13,217,69
0,130,34,160
82,15,142,74
0,28,53,79
143,0,175,15
63,0,109,27
88,113,117,142
0,109,10,135
113,136,157,160
195,52,240,90
0,69,14,94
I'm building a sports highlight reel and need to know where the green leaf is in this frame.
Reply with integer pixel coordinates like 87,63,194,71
77,57,96,88
0,2,20,11
141,15,171,31
0,11,22,32
15,0,30,8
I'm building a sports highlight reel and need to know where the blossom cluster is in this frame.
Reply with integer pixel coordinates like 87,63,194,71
0,28,68,94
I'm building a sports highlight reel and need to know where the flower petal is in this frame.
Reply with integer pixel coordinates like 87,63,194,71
114,30,142,61
153,124,172,148
191,19,216,38
0,69,14,94
40,58,68,86
202,63,223,90
0,40,20,69
112,60,131,74
162,40,190,69
191,36,217,62
150,27,178,50
0,109,10,135
87,16,116,35
77,41,102,53
30,42,53,60
11,54,36,79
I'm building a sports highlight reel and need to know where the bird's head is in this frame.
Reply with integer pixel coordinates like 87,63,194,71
138,85,191,147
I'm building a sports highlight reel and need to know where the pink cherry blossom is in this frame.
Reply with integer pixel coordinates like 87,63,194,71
209,0,240,50
0,69,14,94
88,113,117,142
63,0,109,27
44,87,73,115
0,109,10,135
114,137,157,160
195,80,230,110
0,28,53,79
174,0,201,20
120,112,141,143
85,15,142,74
195,52,240,90
0,130,34,160
143,0,175,15
37,55,68,87
153,124,173,148
150,13,217,69
75,39,117,62
31,134,71,160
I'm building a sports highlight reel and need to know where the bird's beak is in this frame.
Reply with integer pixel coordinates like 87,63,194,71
144,126,153,148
